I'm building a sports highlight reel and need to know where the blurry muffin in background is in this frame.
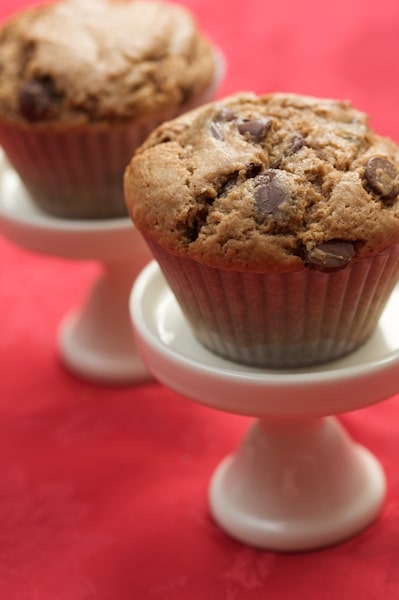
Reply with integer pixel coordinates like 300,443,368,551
125,92,399,368
0,0,219,219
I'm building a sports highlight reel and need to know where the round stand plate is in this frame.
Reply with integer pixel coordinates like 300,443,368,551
130,261,399,550
0,153,140,261
0,154,152,384
131,261,399,418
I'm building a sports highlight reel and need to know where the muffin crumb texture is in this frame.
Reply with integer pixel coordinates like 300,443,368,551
126,93,399,272
0,0,215,124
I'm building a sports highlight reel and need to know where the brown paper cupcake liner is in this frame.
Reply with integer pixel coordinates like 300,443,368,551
147,240,399,369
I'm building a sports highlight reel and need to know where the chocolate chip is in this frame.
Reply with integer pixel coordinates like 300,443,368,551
305,240,355,272
237,117,272,143
269,157,282,169
290,134,305,153
254,171,291,217
209,120,224,141
364,156,399,199
186,195,212,242
245,162,262,178
216,107,236,122
270,134,305,169
219,172,238,197
208,107,237,141
19,77,59,122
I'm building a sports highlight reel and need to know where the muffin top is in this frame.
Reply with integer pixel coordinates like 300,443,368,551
0,0,215,126
125,92,399,272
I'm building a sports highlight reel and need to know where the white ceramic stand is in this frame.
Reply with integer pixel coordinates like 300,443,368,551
0,156,152,384
130,261,399,551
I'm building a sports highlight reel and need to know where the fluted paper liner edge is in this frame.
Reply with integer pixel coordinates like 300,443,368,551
147,241,399,368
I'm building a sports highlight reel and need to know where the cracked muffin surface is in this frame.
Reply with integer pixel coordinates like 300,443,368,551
125,92,399,272
0,0,216,125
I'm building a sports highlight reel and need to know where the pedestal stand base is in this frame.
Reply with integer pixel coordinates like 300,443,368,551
57,260,152,385
59,312,149,385
209,417,385,551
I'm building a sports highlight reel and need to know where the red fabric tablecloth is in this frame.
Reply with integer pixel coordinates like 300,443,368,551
1,1,399,598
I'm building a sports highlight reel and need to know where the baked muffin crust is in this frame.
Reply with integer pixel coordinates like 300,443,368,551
0,0,215,125
125,92,399,272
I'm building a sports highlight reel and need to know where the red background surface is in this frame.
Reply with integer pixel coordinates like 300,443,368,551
1,1,399,598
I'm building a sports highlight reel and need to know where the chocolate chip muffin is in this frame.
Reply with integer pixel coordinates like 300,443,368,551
0,0,219,218
125,92,399,369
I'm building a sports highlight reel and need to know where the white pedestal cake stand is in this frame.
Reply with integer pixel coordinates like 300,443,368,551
130,260,399,551
0,156,152,384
